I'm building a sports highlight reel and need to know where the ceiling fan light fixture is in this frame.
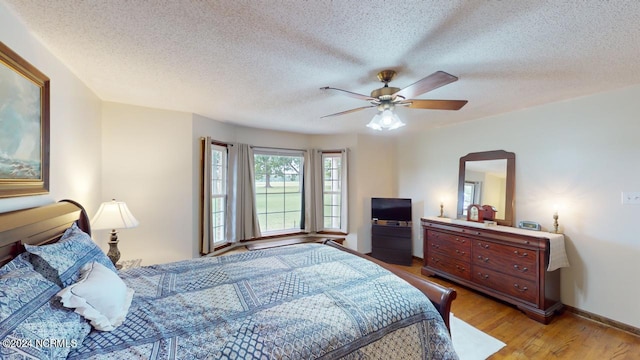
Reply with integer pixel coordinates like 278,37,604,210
380,109,395,126
388,114,406,130
366,113,383,131
366,110,405,131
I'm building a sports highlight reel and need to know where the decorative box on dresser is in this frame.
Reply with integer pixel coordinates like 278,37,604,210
421,217,570,324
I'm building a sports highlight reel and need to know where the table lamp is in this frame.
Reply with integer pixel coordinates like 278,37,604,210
91,199,139,268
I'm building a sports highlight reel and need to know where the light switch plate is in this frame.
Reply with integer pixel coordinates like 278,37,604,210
622,191,640,205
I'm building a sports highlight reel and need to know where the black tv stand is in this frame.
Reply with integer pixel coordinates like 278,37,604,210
371,221,412,266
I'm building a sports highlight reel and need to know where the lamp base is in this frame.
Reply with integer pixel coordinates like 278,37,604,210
107,230,121,269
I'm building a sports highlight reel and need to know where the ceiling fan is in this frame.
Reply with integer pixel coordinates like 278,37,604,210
320,70,467,130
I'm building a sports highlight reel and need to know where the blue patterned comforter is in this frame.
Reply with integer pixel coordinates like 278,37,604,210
67,243,457,359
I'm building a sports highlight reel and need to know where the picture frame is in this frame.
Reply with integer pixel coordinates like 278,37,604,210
0,41,50,198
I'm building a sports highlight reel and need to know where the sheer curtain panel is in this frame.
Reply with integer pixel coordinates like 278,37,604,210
304,149,323,233
227,143,261,242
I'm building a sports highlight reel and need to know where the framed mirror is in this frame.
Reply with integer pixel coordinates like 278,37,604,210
457,150,515,226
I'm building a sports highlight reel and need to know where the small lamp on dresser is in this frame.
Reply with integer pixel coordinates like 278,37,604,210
553,204,560,233
91,199,139,269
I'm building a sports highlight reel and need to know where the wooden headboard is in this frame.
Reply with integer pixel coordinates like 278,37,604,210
0,200,91,267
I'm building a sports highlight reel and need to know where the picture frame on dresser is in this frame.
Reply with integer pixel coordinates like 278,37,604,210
0,41,50,198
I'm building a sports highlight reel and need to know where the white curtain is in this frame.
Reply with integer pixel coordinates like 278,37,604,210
304,149,323,233
227,143,261,242
199,137,213,254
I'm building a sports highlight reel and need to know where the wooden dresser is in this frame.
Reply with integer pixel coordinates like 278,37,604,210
421,217,565,324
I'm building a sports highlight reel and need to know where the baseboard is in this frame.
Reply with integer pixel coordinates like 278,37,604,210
564,305,640,336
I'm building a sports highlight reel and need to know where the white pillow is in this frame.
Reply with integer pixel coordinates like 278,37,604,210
57,261,134,331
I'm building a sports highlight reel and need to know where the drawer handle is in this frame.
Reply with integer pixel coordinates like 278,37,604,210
513,265,529,273
475,231,481,235
514,250,529,258
431,257,440,263
477,242,490,249
431,244,440,249
456,250,466,256
455,237,466,243
477,255,489,263
477,272,489,279
455,265,466,272
514,284,529,292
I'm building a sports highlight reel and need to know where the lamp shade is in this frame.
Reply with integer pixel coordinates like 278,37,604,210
91,200,139,230
366,109,405,131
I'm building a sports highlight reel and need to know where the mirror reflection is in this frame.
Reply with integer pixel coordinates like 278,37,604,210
457,150,515,226
462,159,507,219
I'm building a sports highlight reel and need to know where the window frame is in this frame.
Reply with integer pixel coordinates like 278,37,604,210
210,143,228,246
253,148,305,235
321,151,344,232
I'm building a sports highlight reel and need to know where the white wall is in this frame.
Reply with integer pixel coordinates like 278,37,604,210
397,84,640,329
0,3,102,218
351,134,397,252
101,102,193,265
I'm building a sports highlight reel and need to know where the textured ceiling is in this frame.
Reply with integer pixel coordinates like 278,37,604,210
4,0,640,135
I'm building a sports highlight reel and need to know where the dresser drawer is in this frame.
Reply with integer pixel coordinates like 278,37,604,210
473,242,538,281
426,254,471,280
473,265,538,305
426,230,472,262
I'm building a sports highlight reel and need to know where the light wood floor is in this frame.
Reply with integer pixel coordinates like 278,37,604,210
394,259,640,360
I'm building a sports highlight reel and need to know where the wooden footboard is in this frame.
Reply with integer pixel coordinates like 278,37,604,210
323,240,456,332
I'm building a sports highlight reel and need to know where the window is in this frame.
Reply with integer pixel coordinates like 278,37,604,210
210,144,227,245
254,149,304,234
462,180,481,215
322,152,343,230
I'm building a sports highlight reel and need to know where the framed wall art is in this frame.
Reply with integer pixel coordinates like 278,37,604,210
0,41,50,198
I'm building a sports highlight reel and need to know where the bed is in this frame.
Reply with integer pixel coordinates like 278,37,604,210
0,200,458,359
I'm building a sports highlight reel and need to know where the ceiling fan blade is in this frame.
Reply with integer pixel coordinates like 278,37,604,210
393,71,459,99
320,87,376,101
400,99,468,110
320,105,375,118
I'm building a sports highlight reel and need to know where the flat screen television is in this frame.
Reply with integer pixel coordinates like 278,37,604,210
371,197,412,222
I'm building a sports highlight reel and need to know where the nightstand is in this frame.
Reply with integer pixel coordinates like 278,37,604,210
117,258,142,270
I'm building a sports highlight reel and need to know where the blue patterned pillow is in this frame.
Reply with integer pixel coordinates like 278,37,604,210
25,223,118,287
0,256,91,359
0,252,31,275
